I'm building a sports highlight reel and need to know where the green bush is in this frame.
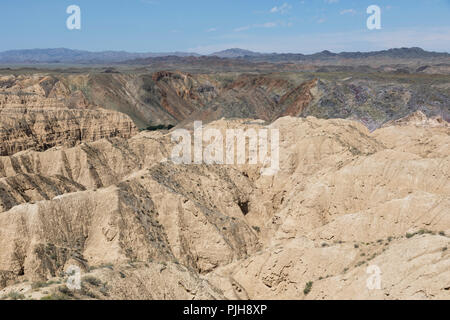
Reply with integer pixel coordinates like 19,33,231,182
58,285,74,297
406,229,434,239
82,276,102,287
7,291,25,300
31,281,47,290
303,281,313,295
252,226,261,233
40,293,69,300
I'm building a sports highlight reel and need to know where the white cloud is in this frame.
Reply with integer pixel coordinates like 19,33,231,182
234,22,278,32
340,9,357,15
234,26,251,32
263,22,277,28
270,3,292,14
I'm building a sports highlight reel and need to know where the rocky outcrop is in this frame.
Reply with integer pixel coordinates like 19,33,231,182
0,107,137,156
384,110,448,128
279,79,318,117
149,71,219,121
0,75,138,156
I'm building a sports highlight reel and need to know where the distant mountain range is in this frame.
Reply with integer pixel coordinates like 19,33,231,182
210,47,450,61
210,48,263,58
0,48,199,64
0,47,448,65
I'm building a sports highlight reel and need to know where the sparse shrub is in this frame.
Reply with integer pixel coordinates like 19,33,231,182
82,276,102,287
99,284,110,297
7,291,25,300
439,231,446,236
99,263,114,270
354,244,359,249
303,281,313,295
367,253,376,261
40,292,69,300
32,280,60,290
31,281,47,290
81,287,97,299
58,285,73,297
406,230,434,239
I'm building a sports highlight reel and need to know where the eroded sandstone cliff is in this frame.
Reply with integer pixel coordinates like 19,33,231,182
0,75,137,156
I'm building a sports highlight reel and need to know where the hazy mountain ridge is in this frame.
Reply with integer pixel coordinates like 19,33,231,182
232,47,450,62
210,48,263,58
0,48,200,64
1,47,449,65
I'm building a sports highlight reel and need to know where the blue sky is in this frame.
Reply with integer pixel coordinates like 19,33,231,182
0,0,449,53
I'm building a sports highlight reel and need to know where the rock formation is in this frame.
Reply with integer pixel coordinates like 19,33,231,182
0,75,138,156
0,113,448,300
3,70,448,133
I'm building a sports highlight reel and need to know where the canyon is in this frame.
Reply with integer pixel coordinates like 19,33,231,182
0,111,448,300
0,58,448,300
